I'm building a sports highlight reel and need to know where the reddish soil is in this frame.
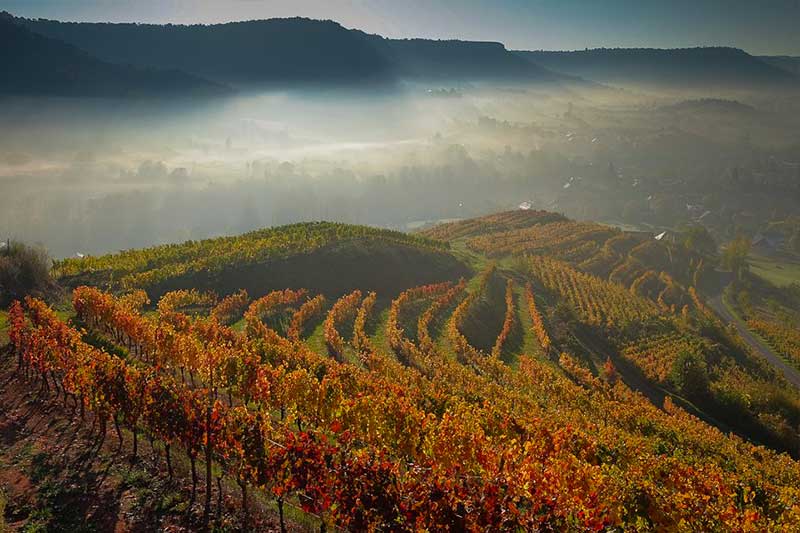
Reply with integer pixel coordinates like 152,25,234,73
0,346,306,532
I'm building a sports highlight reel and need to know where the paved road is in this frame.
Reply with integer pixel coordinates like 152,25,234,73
708,294,800,389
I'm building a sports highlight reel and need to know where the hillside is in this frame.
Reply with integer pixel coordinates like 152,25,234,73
11,14,567,87
0,16,226,98
4,212,800,530
419,209,567,241
367,35,566,82
10,15,392,87
657,98,758,114
54,221,469,299
515,47,799,89
421,210,800,455
760,55,800,76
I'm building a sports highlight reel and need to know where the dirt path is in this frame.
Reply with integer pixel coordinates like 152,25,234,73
708,294,800,389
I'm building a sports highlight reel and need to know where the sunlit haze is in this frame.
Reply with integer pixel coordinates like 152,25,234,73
2,4,800,531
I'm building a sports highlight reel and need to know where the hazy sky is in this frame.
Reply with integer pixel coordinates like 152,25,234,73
3,0,800,55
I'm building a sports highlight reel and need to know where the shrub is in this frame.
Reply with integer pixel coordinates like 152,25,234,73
0,240,55,306
670,350,709,399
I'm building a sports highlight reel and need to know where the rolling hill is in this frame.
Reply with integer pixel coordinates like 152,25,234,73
54,221,469,298
0,16,226,98
516,47,799,89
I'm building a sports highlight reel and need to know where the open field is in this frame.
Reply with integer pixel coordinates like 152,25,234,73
750,254,800,287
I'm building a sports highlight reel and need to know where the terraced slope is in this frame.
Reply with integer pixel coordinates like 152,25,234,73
5,211,800,530
419,210,565,241
423,209,800,455
7,280,800,530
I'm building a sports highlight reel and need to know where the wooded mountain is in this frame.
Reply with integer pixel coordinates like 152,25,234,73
10,14,566,87
0,15,227,98
516,47,799,89
6,11,797,96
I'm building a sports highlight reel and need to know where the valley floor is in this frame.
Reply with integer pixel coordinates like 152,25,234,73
749,254,800,288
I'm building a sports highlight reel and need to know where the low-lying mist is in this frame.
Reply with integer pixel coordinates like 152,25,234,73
2,83,799,258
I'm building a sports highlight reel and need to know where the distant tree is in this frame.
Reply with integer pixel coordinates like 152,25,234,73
670,350,709,399
683,225,716,255
649,194,684,225
621,200,640,222
736,289,753,318
692,258,707,289
722,235,751,280
553,301,578,326
0,240,56,306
